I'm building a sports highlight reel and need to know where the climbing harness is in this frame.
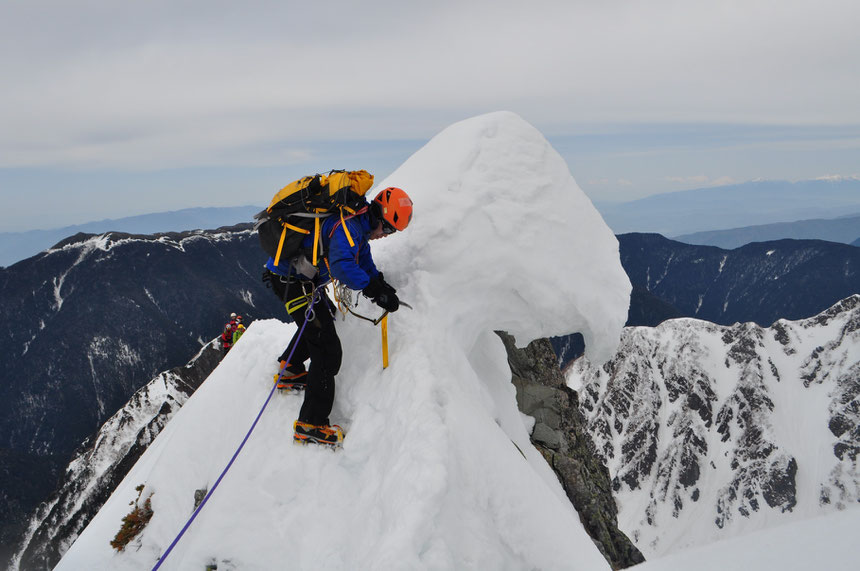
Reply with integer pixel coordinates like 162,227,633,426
284,280,318,318
151,284,324,571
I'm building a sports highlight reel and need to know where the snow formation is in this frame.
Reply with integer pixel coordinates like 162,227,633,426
56,112,631,570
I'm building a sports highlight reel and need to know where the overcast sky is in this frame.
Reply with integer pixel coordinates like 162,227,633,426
1,0,859,231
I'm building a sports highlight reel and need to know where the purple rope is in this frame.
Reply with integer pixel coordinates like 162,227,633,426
152,291,317,570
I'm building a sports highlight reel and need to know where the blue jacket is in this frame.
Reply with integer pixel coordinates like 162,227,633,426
265,206,380,291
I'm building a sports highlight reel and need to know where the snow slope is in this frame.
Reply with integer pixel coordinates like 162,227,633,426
57,112,631,570
631,507,860,571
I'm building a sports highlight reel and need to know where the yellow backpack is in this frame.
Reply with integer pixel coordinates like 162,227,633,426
254,170,374,269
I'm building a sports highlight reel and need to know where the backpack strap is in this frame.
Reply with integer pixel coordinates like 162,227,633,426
329,206,369,247
273,221,311,267
339,209,355,248
312,217,321,266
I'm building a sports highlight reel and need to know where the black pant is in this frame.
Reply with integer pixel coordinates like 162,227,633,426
277,278,342,426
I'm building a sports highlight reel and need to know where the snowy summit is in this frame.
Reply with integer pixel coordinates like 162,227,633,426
56,112,631,570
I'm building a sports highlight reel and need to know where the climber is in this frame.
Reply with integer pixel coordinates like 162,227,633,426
233,321,246,344
220,323,234,353
262,186,413,447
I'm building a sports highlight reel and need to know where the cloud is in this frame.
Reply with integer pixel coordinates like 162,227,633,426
665,175,738,187
709,176,737,187
1,0,859,171
815,174,860,182
588,178,634,187
667,175,710,185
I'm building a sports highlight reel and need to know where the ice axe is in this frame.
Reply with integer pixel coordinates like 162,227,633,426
381,301,412,369
332,288,412,369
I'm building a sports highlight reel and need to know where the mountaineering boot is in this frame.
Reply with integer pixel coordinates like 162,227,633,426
293,421,344,448
275,361,307,392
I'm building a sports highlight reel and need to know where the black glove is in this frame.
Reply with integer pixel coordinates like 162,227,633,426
363,276,400,312
362,275,384,299
262,269,273,289
377,272,397,296
377,274,399,311
375,290,400,312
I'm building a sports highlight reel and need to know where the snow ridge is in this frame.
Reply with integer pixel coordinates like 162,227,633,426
55,112,631,570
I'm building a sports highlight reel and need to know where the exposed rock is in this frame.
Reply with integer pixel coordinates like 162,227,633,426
194,488,209,510
498,331,645,569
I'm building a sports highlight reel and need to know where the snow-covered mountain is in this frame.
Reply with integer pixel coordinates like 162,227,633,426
0,205,262,268
0,224,282,559
55,112,633,569
11,339,223,570
568,295,860,559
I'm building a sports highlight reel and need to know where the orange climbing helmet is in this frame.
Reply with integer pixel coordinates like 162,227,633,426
371,187,413,233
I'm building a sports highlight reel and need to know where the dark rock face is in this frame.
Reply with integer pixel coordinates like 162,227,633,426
553,233,860,368
618,233,860,328
0,224,283,562
12,340,224,570
498,332,645,570
0,451,65,566
569,296,860,558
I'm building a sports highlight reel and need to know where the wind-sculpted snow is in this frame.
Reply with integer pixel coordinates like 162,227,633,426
569,295,860,559
373,111,630,363
56,112,630,570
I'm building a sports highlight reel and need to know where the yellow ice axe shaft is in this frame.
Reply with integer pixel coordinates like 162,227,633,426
381,314,389,369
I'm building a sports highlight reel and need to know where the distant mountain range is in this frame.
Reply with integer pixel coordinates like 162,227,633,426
674,213,860,249
0,225,282,561
0,206,262,268
595,178,860,236
5,177,857,271
552,233,860,367
617,233,860,327
5,177,859,270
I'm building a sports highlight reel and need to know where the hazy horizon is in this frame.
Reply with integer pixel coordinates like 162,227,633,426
2,1,859,232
